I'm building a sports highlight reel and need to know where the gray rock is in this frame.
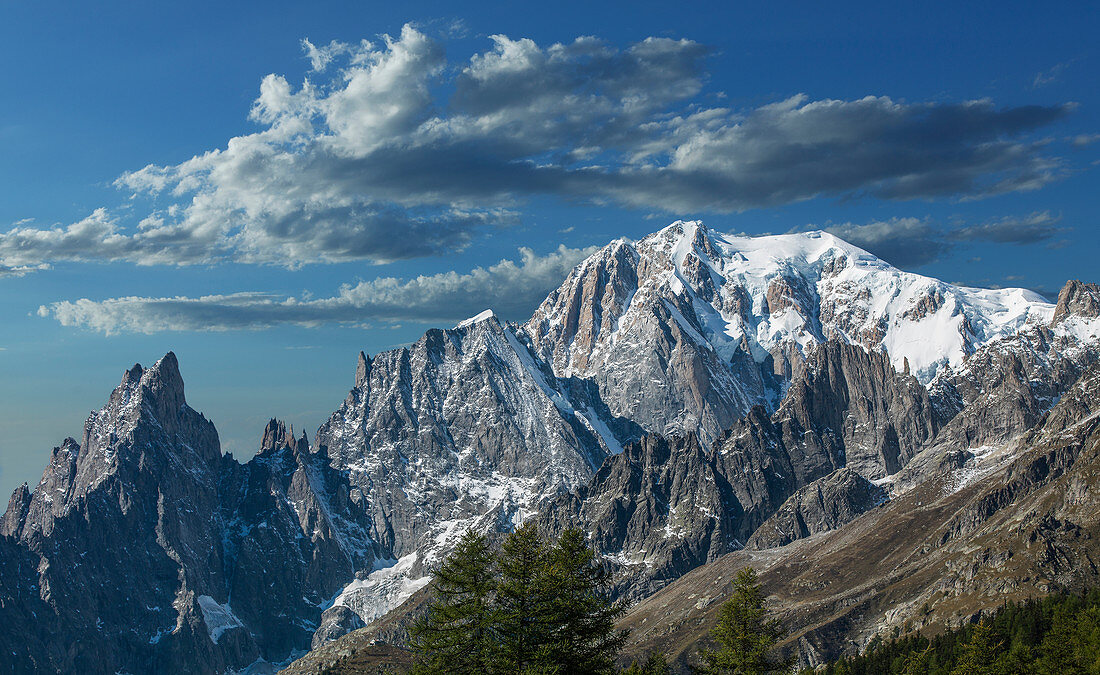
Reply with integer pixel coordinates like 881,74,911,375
312,606,365,650
746,468,887,549
538,340,939,599
0,357,381,673
1,228,1093,674
1052,279,1100,323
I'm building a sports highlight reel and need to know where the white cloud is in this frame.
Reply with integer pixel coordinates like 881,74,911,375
39,244,597,334
0,25,1073,274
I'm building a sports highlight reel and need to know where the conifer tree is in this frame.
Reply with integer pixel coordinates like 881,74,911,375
543,528,629,674
951,620,998,675
697,566,788,674
623,650,672,675
494,522,555,671
409,530,496,674
900,646,932,675
1038,606,1080,675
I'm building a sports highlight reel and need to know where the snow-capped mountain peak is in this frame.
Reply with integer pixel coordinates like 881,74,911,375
455,308,497,329
523,220,1053,444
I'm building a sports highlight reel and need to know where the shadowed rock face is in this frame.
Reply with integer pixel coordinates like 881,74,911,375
536,340,940,600
0,357,380,674
616,363,1100,672
745,468,887,550
308,313,622,640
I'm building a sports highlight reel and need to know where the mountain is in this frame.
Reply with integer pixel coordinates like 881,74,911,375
534,340,941,600
0,356,384,673
282,278,1100,673
617,349,1100,670
1,221,1093,674
308,314,625,637
524,222,1049,446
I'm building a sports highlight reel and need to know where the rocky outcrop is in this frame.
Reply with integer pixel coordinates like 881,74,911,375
525,221,1051,449
536,432,740,599
782,341,942,479
523,231,773,449
0,354,244,673
310,313,620,635
1052,280,1100,323
745,469,887,550
924,279,1100,457
538,340,939,598
311,606,366,650
216,419,381,657
617,360,1100,672
0,358,383,674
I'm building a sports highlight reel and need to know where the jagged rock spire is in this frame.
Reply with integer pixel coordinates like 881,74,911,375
355,351,370,388
1053,279,1100,324
261,418,293,454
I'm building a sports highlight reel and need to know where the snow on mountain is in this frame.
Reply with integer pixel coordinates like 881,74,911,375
524,220,1053,444
4,221,1092,674
319,221,1064,629
312,312,622,634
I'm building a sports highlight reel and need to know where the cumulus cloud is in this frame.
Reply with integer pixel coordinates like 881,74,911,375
808,211,1067,268
38,244,597,334
0,25,1074,272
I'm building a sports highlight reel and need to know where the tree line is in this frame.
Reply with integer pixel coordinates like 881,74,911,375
412,523,1100,674
810,588,1100,674
409,525,787,674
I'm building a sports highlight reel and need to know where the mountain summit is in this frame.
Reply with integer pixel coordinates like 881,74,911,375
1,221,1094,674
526,221,1051,444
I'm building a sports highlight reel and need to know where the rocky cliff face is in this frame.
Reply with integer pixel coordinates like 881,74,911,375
0,355,244,673
309,312,626,637
1052,280,1100,323
745,468,887,550
524,222,1051,446
0,359,384,673
617,358,1100,671
535,340,939,599
2,222,1095,674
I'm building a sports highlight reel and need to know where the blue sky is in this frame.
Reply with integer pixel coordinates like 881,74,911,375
0,0,1097,496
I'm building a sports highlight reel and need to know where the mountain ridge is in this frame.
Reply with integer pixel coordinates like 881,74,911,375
1,222,1096,674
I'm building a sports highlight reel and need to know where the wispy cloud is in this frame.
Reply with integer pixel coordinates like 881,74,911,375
814,218,948,268
1032,60,1073,88
0,25,1074,274
38,245,597,334
1071,133,1100,147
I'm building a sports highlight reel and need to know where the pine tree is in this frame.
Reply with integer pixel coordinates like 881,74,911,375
409,529,496,674
697,566,788,674
494,522,555,672
1038,606,1078,674
951,620,998,675
623,650,672,675
542,528,629,674
900,646,931,675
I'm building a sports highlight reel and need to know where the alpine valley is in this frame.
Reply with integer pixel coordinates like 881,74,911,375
3,221,1100,674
